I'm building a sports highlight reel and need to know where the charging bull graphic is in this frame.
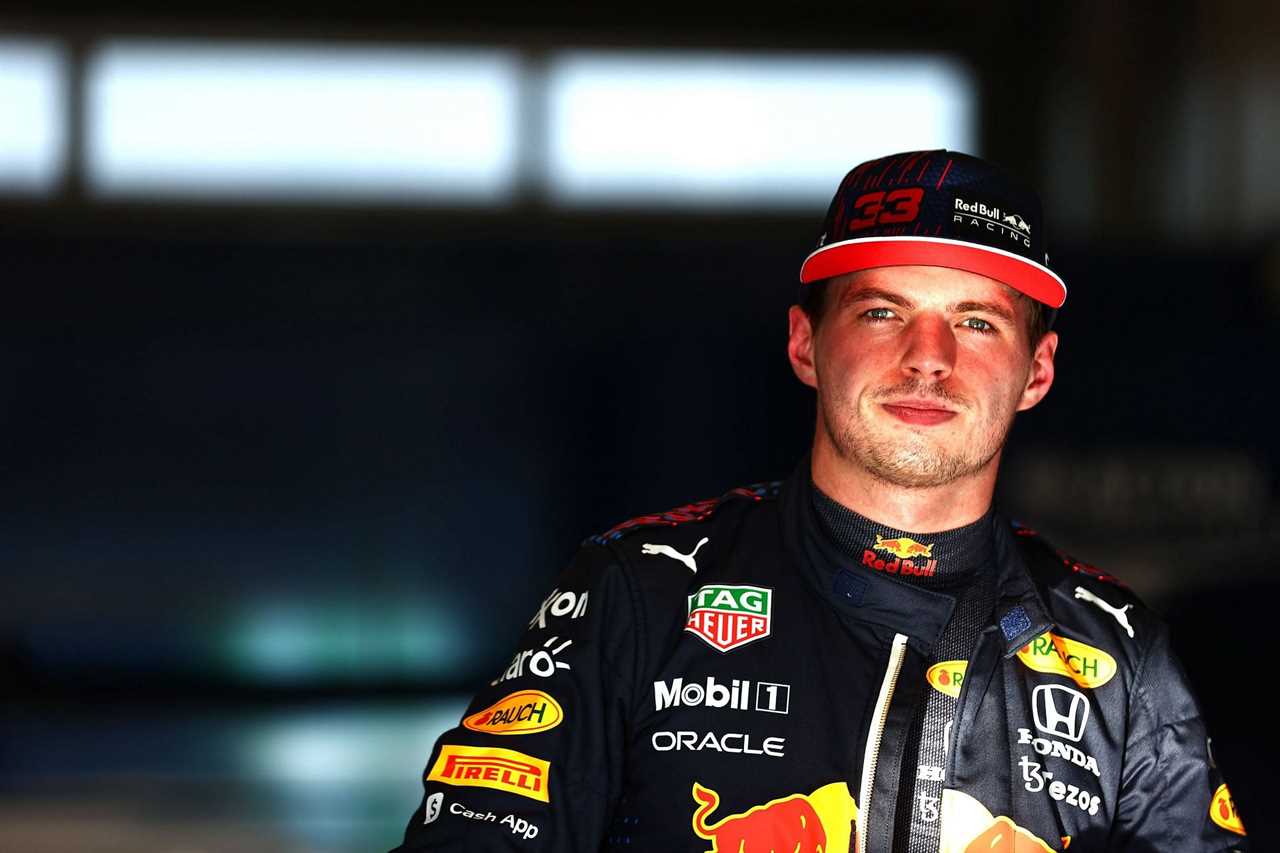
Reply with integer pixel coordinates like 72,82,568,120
691,781,857,853
873,535,933,560
938,789,1057,853
689,783,1063,852
1002,213,1032,235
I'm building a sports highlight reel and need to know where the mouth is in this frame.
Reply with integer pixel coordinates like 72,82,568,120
880,399,958,426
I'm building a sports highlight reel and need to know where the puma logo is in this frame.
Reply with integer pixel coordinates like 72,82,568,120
641,537,709,573
1074,586,1135,638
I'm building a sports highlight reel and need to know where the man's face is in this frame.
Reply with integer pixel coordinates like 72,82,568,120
787,265,1058,489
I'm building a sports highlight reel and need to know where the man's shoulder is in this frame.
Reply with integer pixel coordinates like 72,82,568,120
1008,521,1167,667
576,479,784,586
1008,521,1137,597
585,480,783,549
564,480,785,637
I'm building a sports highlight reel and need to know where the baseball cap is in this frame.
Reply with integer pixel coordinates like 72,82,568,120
799,150,1066,310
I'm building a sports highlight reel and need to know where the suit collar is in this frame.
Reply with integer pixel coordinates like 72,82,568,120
779,455,1056,658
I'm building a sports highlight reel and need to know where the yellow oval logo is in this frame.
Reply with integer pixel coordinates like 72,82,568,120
1016,631,1117,688
926,660,968,698
463,690,563,735
1210,783,1246,836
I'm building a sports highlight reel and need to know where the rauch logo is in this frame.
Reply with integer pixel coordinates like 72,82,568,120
1210,784,1246,836
1016,631,1117,689
926,661,967,698
463,690,563,736
685,585,773,652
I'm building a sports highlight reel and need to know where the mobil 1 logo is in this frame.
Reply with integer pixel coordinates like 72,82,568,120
654,676,791,714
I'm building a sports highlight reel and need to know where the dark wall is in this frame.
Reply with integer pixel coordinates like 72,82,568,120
4,219,1274,689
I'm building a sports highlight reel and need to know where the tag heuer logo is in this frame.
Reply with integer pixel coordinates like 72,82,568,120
685,584,773,652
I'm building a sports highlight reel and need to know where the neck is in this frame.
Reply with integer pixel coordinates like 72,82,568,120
809,429,999,531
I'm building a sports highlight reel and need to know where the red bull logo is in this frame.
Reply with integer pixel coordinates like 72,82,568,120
690,781,857,853
865,535,937,577
939,789,1057,853
861,551,937,578
952,197,1033,249
961,816,1056,852
1210,783,1246,836
942,788,1059,845
872,535,933,560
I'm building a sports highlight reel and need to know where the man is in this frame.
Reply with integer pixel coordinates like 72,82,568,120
392,150,1248,852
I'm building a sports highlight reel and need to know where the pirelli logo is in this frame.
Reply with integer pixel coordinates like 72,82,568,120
426,745,551,803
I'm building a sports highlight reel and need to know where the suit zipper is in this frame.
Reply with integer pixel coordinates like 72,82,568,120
857,632,909,853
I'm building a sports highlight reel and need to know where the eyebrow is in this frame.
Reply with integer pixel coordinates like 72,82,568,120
950,300,1017,324
843,286,1017,324
843,287,913,310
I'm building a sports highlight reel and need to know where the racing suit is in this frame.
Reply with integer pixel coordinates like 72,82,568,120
392,458,1248,852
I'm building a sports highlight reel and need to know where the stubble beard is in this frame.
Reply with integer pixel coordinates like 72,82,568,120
819,379,1014,489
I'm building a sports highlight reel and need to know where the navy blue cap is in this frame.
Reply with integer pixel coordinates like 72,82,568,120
799,150,1066,309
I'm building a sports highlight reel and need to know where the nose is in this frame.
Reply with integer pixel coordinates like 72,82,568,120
899,314,956,381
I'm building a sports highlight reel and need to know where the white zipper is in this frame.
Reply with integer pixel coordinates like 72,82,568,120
857,632,909,853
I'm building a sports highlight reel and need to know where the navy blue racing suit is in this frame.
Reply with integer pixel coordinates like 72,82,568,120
392,460,1248,852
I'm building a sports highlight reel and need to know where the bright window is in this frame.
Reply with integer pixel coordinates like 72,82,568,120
545,51,976,206
0,38,67,194
86,41,522,201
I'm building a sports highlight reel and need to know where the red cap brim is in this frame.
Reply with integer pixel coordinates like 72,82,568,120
799,236,1066,309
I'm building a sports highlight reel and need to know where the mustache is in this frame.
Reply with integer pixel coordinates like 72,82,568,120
871,378,968,408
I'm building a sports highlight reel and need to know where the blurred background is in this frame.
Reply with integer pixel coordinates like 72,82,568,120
1,3,1276,850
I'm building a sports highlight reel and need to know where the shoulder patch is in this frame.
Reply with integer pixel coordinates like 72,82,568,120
1011,520,1129,590
587,481,781,546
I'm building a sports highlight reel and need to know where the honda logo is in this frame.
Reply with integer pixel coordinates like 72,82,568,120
1032,684,1090,742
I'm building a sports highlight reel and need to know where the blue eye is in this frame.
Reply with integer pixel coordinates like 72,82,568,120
864,308,895,322
962,317,997,334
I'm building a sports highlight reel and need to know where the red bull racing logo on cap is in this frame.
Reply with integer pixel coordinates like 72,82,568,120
686,585,773,652
690,781,857,852
953,196,1033,249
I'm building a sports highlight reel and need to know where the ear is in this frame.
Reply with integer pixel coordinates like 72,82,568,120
787,304,819,389
1016,330,1058,412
